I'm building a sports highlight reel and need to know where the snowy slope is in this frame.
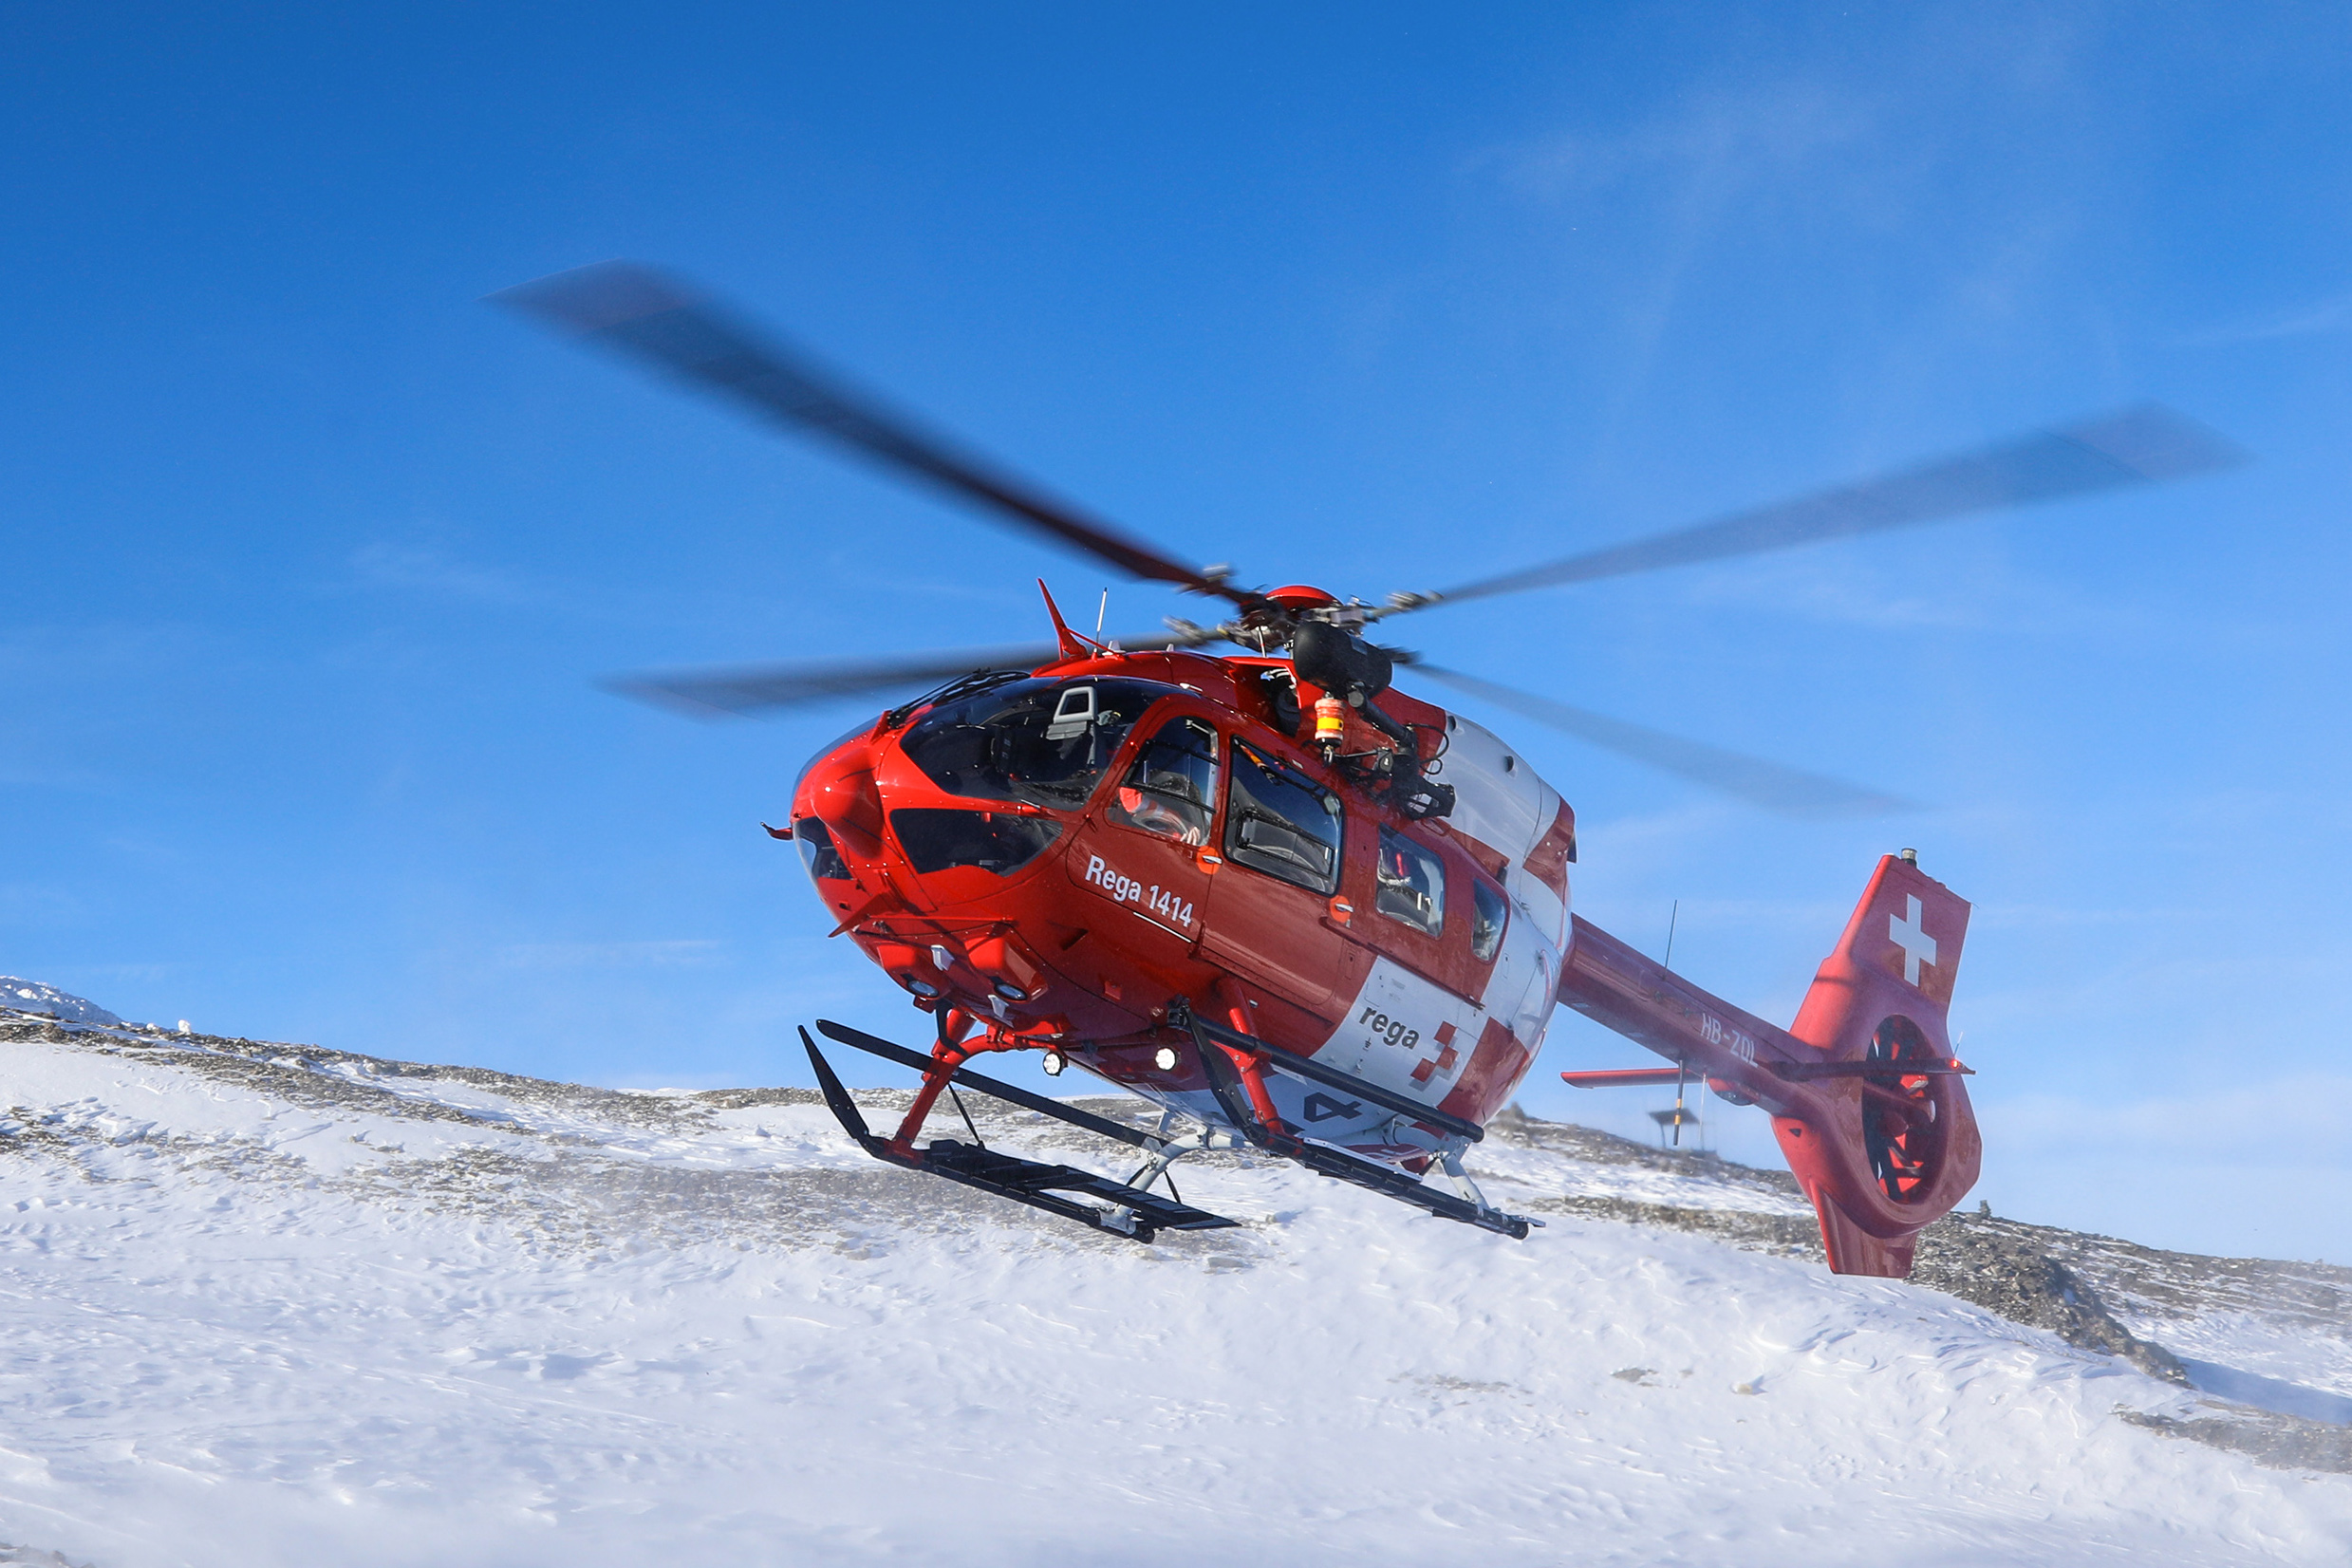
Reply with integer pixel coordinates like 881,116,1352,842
2,1012,2348,1568
0,980,118,1028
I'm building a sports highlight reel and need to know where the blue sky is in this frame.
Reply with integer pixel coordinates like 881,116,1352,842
8,4,2350,1261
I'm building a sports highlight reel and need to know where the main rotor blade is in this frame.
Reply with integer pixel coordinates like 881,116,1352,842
1408,664,1912,818
1409,405,2245,611
606,626,1219,718
494,262,1248,606
607,644,1063,719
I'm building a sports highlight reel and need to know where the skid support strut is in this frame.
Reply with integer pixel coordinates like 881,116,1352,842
1170,999,1536,1240
1122,1124,1241,1204
802,1022,1238,1242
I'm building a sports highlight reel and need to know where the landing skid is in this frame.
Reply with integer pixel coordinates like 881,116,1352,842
1172,1001,1537,1240
803,1015,1536,1243
801,1023,1237,1241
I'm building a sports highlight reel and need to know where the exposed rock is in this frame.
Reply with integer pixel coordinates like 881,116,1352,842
1485,1101,1802,1204
1912,1213,2190,1384
8,1025,2339,1485
2120,1406,2352,1474
0,979,119,1027
1529,1193,1820,1259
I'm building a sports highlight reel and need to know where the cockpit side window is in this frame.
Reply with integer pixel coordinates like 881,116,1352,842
1374,826,1446,937
1108,716,1219,846
1224,741,1342,894
1470,876,1508,962
901,677,1164,810
794,817,851,883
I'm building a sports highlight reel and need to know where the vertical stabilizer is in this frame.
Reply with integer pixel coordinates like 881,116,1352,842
1559,853,1985,1279
1777,853,1981,1276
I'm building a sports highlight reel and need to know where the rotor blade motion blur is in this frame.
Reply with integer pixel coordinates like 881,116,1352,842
1409,664,1911,818
1409,405,2245,611
606,626,1219,718
607,644,1064,719
494,262,1248,605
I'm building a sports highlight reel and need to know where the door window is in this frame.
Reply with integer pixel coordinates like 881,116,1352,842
1224,741,1343,894
1470,877,1508,961
1108,716,1219,846
1374,827,1447,937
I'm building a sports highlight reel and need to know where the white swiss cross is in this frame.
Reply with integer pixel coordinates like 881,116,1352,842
1888,894,1937,986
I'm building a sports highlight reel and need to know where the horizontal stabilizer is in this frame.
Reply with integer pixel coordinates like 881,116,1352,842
1771,1056,1971,1082
1556,853,1985,1279
1561,1068,1689,1089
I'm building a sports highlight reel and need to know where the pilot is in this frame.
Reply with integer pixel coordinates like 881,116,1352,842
1115,778,1207,845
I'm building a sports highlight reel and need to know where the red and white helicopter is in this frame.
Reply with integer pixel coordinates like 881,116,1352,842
500,264,2239,1277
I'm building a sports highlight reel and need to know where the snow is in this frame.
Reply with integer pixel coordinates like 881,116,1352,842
1,1022,2347,1567
0,980,118,1028
2179,1361,2352,1427
2162,1304,2352,1414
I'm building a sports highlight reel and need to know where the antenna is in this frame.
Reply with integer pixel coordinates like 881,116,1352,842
1095,589,1108,638
1664,900,1684,1146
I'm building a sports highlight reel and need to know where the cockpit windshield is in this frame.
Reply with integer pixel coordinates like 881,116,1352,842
901,677,1167,809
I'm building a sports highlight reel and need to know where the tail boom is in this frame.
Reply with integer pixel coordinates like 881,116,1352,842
1557,854,1981,1278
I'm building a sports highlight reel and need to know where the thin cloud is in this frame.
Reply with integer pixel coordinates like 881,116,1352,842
1481,78,1876,207
2174,288,2352,346
351,542,534,605
1674,553,2172,641
1989,1076,2352,1166
1972,901,2215,931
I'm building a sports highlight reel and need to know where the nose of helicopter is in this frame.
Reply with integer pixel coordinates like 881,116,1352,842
802,744,887,861
789,729,1071,1025
791,735,895,915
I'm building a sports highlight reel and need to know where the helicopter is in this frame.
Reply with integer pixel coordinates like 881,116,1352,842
497,263,2240,1277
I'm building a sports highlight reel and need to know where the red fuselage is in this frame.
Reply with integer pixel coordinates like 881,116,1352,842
787,649,1576,1167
